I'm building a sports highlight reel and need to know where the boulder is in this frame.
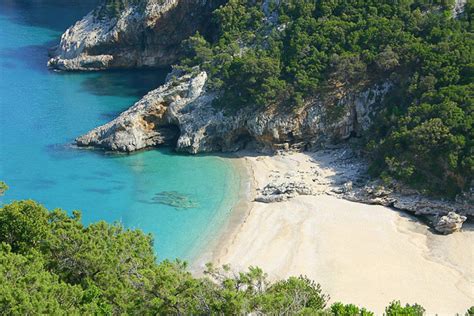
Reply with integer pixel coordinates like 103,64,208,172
434,212,467,234
255,181,314,203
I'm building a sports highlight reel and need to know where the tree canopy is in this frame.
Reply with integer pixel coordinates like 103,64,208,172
179,0,473,197
0,198,452,315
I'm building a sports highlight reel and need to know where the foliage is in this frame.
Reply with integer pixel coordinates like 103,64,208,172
385,300,426,316
0,200,330,314
179,0,473,197
0,244,100,314
0,199,431,314
467,306,474,316
0,181,7,196
330,302,374,316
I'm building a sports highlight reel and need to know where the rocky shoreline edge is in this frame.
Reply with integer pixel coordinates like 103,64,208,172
46,0,471,234
205,151,474,314
71,68,472,234
251,146,472,234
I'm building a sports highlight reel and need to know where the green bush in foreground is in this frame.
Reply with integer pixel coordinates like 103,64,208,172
0,198,443,315
466,306,474,316
385,300,426,316
331,302,374,316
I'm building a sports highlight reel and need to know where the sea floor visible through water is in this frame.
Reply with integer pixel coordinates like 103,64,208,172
0,0,241,261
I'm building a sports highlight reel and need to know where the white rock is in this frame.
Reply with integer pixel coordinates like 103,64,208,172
434,212,467,234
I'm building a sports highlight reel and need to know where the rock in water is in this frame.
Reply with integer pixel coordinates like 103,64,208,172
76,71,207,152
48,0,224,70
152,191,198,209
434,212,467,234
76,68,392,154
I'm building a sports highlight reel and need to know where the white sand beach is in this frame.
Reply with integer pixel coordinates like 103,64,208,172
199,152,474,315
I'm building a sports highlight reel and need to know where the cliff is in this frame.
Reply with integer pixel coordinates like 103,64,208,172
76,70,391,153
54,0,472,226
48,0,224,70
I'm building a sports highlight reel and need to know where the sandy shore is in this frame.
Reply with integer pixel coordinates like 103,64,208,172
195,151,474,315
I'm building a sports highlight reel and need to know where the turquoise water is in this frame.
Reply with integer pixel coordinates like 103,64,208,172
0,1,239,260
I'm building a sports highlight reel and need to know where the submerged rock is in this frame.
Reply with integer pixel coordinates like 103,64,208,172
152,191,198,209
434,212,467,234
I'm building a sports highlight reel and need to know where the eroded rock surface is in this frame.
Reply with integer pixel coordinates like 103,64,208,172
76,71,208,151
434,212,467,234
77,70,391,154
48,0,224,70
250,147,472,233
255,181,313,203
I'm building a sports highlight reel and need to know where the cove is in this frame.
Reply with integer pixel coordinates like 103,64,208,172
0,0,240,260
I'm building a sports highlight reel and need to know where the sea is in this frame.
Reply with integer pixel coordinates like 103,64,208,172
0,0,240,261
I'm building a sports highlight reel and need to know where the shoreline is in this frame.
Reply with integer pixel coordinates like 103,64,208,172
195,150,474,314
189,154,254,270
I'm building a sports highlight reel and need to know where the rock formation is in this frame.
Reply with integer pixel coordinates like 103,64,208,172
255,181,313,203
453,0,467,18
48,0,224,70
434,212,467,234
77,70,207,151
54,0,472,233
344,181,473,218
76,69,391,153
250,147,472,233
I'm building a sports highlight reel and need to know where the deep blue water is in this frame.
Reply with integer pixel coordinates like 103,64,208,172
0,1,239,260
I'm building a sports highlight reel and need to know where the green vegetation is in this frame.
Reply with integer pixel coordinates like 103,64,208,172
330,302,374,316
0,197,437,315
0,181,7,196
179,0,473,197
467,306,474,315
385,300,425,316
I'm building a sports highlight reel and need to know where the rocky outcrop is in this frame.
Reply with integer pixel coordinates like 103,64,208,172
453,0,467,18
255,181,313,203
77,70,207,151
343,181,473,217
77,70,391,153
249,147,472,233
48,0,224,70
434,212,467,234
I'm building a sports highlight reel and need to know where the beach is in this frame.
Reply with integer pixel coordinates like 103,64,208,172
196,151,474,315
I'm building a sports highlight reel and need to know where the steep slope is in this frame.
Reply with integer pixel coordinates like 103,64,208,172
48,0,224,70
76,70,390,153
54,0,472,199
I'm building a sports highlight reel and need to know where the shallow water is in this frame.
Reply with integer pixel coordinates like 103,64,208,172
0,1,239,260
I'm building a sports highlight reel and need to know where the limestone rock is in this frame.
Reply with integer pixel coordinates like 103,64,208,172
342,179,473,233
434,212,467,234
76,71,207,152
453,0,467,17
332,181,353,194
76,68,391,154
48,0,224,70
255,181,314,203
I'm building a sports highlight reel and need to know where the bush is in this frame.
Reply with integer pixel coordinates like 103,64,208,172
385,300,425,316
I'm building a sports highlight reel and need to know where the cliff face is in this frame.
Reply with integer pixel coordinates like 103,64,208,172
52,0,473,230
76,70,390,153
48,0,224,70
